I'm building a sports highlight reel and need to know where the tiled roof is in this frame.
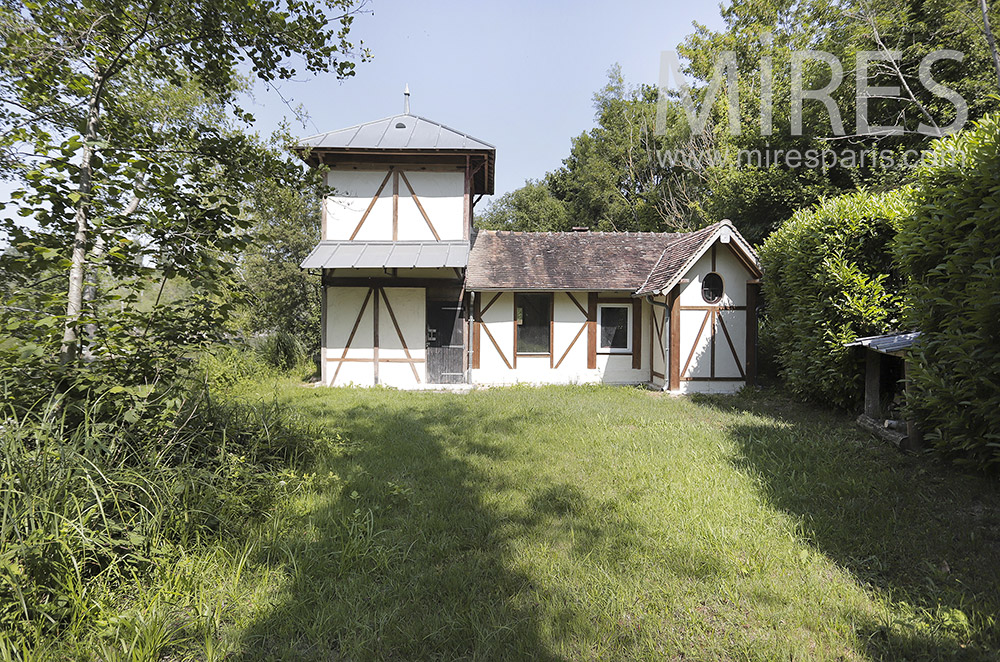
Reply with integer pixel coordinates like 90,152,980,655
465,222,730,292
634,225,721,295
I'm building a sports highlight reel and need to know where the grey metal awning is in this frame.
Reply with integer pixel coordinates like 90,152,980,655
845,331,921,355
300,241,470,269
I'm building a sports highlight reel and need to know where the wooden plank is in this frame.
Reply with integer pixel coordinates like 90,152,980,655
711,243,717,271
745,283,758,386
326,357,425,363
324,161,467,171
649,301,655,382
327,277,464,288
463,157,471,241
587,292,597,370
512,295,517,368
669,286,681,390
632,299,642,370
710,310,716,378
380,288,421,383
472,294,481,370
392,170,399,241
549,292,555,369
652,305,665,359
865,350,881,418
349,169,393,240
332,288,373,385
372,284,380,385
320,283,328,385
315,152,484,166
681,377,745,382
399,170,441,240
717,311,746,379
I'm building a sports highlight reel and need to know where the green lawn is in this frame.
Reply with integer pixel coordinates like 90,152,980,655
91,384,1000,660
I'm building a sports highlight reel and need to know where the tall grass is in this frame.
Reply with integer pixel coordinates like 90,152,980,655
0,346,320,657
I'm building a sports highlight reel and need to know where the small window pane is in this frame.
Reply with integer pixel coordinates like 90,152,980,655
702,272,724,304
600,306,629,349
516,294,550,353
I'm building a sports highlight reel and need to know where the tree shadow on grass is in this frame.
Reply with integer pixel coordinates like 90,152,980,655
692,392,1000,661
232,394,654,661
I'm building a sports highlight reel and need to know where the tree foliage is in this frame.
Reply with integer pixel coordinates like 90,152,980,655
238,155,324,356
476,180,571,231
759,189,910,408
0,0,363,400
678,0,1000,242
895,112,1000,469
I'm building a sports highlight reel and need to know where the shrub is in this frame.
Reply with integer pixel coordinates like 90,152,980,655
895,113,1000,469
759,189,911,408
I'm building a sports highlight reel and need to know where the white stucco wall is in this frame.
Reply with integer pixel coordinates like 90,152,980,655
324,169,465,241
650,297,667,388
674,242,753,394
470,292,652,386
324,286,426,387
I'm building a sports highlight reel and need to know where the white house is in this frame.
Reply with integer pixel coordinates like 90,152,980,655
298,104,762,392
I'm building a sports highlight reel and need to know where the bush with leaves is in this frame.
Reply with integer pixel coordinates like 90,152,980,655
895,113,1000,469
759,189,911,408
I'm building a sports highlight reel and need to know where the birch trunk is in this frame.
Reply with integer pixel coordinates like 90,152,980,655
60,75,102,365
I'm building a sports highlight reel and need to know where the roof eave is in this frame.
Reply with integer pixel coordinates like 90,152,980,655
652,220,762,296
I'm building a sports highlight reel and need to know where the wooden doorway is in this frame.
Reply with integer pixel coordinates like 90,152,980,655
426,287,466,384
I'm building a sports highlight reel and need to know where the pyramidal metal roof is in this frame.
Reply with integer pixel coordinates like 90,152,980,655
297,114,495,152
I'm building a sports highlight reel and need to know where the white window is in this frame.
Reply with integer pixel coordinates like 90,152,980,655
598,304,632,353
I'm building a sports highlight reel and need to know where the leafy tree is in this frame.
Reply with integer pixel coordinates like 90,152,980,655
476,180,571,231
239,162,324,355
0,0,364,395
678,0,1000,241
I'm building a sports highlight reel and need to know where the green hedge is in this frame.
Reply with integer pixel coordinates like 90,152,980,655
895,114,1000,469
759,190,910,408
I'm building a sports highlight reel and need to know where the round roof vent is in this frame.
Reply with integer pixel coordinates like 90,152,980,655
395,122,406,129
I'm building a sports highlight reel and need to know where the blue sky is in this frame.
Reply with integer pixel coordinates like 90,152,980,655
245,0,725,201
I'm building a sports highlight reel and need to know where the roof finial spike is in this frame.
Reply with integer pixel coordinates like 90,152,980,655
403,83,410,114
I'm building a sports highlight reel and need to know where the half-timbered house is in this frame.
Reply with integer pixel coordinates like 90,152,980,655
299,102,762,392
